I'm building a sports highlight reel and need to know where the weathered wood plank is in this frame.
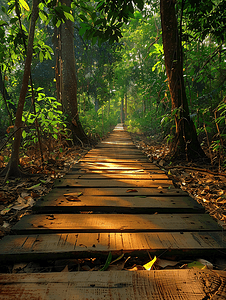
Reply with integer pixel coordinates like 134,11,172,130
3,270,223,300
0,232,225,262
68,169,166,174
33,195,204,214
88,149,143,155
80,157,149,162
37,187,188,199
64,173,169,180
84,153,147,158
54,178,173,188
95,144,137,148
73,161,162,169
12,213,221,234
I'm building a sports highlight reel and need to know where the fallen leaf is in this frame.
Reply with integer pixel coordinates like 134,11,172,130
66,196,81,202
197,259,213,269
64,192,83,197
126,189,138,193
31,192,40,198
157,258,179,268
1,204,13,215
187,261,206,270
143,256,157,270
12,196,29,210
128,265,145,271
12,263,27,273
61,265,69,272
26,183,41,190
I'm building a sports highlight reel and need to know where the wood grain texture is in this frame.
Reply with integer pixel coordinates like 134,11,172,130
37,187,188,208
54,178,173,188
64,173,169,179
73,162,162,170
33,195,204,214
1,270,226,299
12,213,221,234
80,157,149,162
0,232,225,262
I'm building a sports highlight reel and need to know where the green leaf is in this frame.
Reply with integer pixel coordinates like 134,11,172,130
2,6,6,13
39,11,47,22
39,51,44,62
22,131,26,138
26,183,41,190
19,0,30,11
53,134,58,139
0,20,8,26
79,14,88,23
110,254,124,265
79,23,88,36
64,11,74,22
100,252,112,271
56,19,61,28
10,17,18,24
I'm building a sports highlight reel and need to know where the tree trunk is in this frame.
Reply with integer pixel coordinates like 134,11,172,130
0,68,14,125
2,0,39,178
124,93,127,121
160,0,207,161
60,0,89,144
121,97,125,123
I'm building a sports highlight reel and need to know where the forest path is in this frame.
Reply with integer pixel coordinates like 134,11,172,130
0,123,226,299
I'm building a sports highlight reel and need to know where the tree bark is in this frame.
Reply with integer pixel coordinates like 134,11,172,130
2,0,39,178
0,68,14,124
160,0,207,161
60,0,89,144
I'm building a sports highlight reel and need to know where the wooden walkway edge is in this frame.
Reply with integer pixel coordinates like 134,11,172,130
1,270,226,299
0,123,225,299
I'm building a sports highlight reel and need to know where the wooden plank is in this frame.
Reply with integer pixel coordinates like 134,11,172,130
33,195,204,214
12,213,221,235
64,173,169,180
2,270,224,300
37,187,188,199
84,152,146,157
0,232,226,261
74,162,162,169
88,149,143,155
54,178,173,188
96,144,137,148
80,158,148,162
67,168,165,176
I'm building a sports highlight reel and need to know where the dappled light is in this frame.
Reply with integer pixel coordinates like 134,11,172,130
0,0,225,296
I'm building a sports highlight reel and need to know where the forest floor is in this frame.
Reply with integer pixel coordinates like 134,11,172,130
0,132,226,272
131,132,226,231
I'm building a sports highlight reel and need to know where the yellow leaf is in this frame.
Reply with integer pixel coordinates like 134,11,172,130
19,0,30,11
143,256,157,270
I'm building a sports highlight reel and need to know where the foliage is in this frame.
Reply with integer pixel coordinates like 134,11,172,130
0,0,226,168
80,97,119,138
21,88,67,144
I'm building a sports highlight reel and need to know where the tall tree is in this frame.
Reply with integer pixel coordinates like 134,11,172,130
160,0,207,161
55,0,89,145
2,0,39,178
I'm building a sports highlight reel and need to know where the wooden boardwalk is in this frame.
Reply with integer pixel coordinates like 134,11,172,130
0,123,226,299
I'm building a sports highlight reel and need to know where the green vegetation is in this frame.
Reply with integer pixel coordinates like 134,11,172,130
0,0,225,177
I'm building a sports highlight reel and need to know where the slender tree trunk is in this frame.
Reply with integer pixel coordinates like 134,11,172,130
0,68,14,124
160,0,207,161
2,0,39,178
124,93,127,121
60,0,89,144
121,97,125,123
